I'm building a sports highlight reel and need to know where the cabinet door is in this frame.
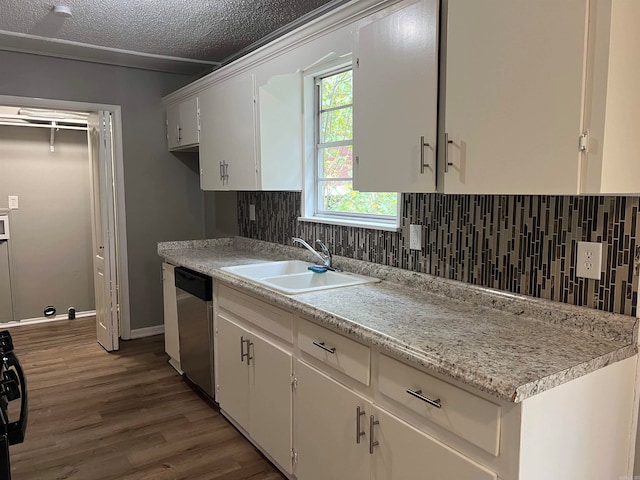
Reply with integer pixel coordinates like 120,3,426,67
161,263,179,367
258,73,303,191
214,75,258,190
294,360,371,480
198,88,226,190
216,314,250,430
166,102,181,150
353,0,439,193
442,0,588,194
372,407,497,480
250,332,293,474
178,96,199,147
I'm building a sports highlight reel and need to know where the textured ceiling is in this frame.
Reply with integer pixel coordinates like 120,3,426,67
0,0,344,74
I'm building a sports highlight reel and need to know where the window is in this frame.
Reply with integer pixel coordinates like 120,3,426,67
301,66,399,230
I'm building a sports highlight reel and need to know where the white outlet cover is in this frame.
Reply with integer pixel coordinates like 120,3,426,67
576,241,603,280
409,224,422,250
8,196,18,210
249,204,256,222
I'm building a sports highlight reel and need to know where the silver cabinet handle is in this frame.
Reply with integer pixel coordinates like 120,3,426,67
247,339,254,366
406,388,442,408
240,336,250,363
219,161,224,182
240,335,246,362
312,341,336,354
444,133,454,173
176,124,181,144
356,406,365,444
420,136,431,174
369,415,379,454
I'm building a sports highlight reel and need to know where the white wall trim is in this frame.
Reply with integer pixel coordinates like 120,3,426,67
130,324,164,339
2,310,96,328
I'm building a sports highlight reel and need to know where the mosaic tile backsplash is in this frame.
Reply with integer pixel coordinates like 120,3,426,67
238,192,640,317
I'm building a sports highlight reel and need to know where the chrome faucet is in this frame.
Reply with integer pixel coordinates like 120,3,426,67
292,237,333,269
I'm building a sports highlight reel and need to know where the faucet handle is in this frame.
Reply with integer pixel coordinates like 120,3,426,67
315,240,332,266
315,240,330,255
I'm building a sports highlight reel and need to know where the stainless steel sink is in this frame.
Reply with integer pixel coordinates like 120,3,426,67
222,260,379,294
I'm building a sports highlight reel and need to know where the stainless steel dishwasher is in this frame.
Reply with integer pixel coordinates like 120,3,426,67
175,267,214,399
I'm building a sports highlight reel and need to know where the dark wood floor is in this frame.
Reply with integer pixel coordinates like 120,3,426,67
6,318,286,480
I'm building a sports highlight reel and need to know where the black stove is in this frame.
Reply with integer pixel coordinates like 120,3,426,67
0,331,27,480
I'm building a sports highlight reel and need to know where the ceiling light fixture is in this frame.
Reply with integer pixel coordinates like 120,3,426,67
52,5,73,18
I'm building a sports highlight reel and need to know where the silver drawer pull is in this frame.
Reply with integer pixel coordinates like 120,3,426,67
369,415,379,454
406,388,442,408
356,406,365,444
241,336,252,364
420,135,431,174
312,341,336,354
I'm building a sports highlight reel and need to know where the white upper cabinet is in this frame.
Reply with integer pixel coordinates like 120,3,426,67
166,96,199,150
257,72,303,191
199,74,258,191
353,0,439,193
441,0,640,195
199,72,303,191
580,0,640,194
441,0,588,194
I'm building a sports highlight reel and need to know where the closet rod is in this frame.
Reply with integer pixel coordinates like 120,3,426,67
0,121,88,131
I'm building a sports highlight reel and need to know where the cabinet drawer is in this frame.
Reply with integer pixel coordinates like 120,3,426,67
378,354,501,456
217,284,293,343
298,318,370,386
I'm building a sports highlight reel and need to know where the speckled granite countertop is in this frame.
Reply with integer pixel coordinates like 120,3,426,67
158,237,638,403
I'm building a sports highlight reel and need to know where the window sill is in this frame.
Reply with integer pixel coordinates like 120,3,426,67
298,216,401,232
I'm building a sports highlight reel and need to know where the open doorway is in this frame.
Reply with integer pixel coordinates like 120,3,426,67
0,96,130,350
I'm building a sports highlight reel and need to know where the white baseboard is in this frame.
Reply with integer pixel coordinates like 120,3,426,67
2,310,96,328
130,324,164,339
168,357,183,375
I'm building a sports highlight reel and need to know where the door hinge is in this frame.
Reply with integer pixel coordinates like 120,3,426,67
291,449,298,465
355,155,360,166
579,130,589,153
356,57,360,68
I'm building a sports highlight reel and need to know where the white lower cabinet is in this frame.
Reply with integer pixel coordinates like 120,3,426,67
161,262,180,371
372,406,496,480
294,360,372,480
215,312,293,474
293,359,495,480
216,314,250,429
213,284,636,480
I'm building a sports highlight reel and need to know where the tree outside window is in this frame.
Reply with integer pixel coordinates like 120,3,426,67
316,70,397,218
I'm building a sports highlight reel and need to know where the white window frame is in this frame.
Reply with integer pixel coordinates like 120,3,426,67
299,54,400,232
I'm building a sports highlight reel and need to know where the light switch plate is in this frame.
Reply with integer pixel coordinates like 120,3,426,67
409,224,422,250
8,196,18,210
576,241,603,280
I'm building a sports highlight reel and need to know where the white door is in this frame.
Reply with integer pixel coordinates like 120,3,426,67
215,313,250,429
294,360,372,480
372,406,497,480
88,112,119,352
249,331,293,474
353,0,439,193
442,0,588,194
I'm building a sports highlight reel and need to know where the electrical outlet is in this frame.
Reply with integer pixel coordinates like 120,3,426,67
409,224,422,250
249,204,256,222
576,241,603,280
8,196,18,210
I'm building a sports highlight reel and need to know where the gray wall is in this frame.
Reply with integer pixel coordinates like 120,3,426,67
0,126,93,320
204,191,239,238
0,50,204,330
